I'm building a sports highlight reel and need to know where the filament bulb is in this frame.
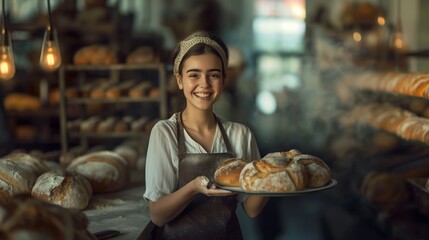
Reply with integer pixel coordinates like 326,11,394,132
0,45,15,80
40,27,61,71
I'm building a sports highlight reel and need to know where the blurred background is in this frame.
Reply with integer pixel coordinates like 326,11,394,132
1,0,429,239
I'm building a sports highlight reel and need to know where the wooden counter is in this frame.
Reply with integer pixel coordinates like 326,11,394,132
84,170,150,240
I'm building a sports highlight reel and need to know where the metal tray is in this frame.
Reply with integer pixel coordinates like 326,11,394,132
215,179,337,197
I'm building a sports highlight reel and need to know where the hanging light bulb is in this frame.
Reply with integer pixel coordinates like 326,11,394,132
391,0,406,51
0,0,15,81
40,0,61,71
353,29,362,42
377,15,386,26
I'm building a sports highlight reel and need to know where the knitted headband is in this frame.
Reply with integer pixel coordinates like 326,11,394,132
173,36,228,75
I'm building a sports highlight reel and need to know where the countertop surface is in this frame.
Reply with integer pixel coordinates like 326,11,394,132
84,170,150,240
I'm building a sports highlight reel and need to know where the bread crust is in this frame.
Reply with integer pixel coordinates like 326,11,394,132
214,158,248,187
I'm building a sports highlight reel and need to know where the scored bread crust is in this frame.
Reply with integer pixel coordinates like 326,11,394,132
67,151,128,193
31,170,93,210
239,157,308,192
292,154,331,188
214,158,248,187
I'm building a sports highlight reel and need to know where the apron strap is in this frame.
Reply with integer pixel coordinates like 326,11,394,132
176,112,234,162
215,115,234,154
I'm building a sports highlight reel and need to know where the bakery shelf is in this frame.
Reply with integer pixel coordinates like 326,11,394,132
59,63,168,153
66,97,162,104
69,132,148,139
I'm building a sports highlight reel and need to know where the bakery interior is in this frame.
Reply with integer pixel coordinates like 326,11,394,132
1,0,429,239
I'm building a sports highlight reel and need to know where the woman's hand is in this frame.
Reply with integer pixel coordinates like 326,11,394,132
194,176,236,197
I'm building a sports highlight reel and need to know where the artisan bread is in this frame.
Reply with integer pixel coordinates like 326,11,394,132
66,151,128,193
239,156,307,192
361,171,410,203
0,194,95,240
1,153,50,176
31,170,93,210
292,154,331,188
263,149,302,160
0,160,38,202
214,158,248,187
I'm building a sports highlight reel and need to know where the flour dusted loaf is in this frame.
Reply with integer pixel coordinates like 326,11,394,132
214,158,248,187
240,155,308,192
236,149,331,192
292,154,331,188
31,170,93,210
0,160,38,202
0,194,95,240
66,151,128,193
1,152,50,176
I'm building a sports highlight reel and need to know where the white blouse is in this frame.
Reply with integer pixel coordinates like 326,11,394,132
143,114,261,202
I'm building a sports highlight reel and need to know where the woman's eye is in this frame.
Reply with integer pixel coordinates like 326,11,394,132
209,73,220,79
188,74,199,79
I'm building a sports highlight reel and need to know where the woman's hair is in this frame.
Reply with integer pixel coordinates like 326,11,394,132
172,31,229,77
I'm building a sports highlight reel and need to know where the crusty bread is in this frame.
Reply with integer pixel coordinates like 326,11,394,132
66,151,128,193
214,158,248,187
0,194,95,240
263,149,302,160
31,170,93,210
0,160,38,202
292,154,331,188
239,156,308,192
1,153,50,176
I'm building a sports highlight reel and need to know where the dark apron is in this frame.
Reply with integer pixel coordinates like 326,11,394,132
140,112,243,240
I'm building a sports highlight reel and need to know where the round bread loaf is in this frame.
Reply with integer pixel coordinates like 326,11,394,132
292,154,331,188
31,170,93,210
66,151,128,193
1,153,50,176
263,149,302,160
0,194,95,240
214,158,248,187
239,156,307,192
0,160,38,202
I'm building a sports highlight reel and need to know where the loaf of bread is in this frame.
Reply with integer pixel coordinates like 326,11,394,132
214,158,248,187
361,171,410,203
96,116,117,133
0,160,38,202
80,116,102,133
239,156,307,192
114,116,134,132
105,80,136,99
128,82,152,98
73,44,117,65
66,151,128,193
0,194,95,240
126,46,157,64
1,153,50,176
113,144,139,168
31,170,92,210
292,154,331,188
263,149,302,159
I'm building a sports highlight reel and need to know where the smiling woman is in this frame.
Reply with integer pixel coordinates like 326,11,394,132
141,31,268,240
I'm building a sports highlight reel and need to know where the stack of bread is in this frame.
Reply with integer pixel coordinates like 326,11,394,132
214,149,332,192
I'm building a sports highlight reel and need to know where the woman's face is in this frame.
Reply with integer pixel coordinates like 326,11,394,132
176,53,224,111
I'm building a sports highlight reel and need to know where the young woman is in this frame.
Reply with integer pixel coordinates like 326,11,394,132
143,31,268,240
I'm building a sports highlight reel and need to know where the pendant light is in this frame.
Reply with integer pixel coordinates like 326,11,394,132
391,0,405,51
352,1,361,42
0,0,15,81
40,0,61,71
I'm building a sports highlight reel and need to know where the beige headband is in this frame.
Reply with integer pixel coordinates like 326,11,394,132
173,36,228,75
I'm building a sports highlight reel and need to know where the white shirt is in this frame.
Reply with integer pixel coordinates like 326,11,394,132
143,114,261,202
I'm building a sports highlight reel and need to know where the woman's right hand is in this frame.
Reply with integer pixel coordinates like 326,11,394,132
193,176,236,197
